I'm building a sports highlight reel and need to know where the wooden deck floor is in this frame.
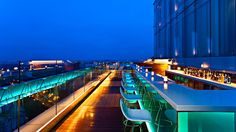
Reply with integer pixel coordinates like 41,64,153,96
55,71,123,132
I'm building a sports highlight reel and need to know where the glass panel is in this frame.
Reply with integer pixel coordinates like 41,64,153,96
183,4,196,57
175,14,183,58
0,68,104,131
178,112,236,132
219,0,236,56
196,0,211,56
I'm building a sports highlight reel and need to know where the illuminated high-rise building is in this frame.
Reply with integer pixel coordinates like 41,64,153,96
153,0,236,70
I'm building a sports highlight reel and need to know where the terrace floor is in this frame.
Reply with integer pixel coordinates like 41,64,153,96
54,71,123,132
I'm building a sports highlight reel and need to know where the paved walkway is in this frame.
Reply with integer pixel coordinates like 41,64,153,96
55,71,123,132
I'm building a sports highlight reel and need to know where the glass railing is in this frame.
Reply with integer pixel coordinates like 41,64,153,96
0,68,106,132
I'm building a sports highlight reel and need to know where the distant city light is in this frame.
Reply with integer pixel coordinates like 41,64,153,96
201,63,209,69
14,67,18,70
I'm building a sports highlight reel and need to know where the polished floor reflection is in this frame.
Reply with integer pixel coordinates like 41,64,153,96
55,71,123,132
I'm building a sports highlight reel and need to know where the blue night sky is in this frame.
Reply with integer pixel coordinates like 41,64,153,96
0,0,153,61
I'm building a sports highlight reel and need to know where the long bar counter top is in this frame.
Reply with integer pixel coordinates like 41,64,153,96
136,69,236,112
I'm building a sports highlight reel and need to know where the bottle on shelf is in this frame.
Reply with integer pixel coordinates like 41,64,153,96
224,74,228,84
227,75,231,84
221,74,225,83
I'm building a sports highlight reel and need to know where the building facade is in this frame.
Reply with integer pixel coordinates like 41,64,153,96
153,0,236,71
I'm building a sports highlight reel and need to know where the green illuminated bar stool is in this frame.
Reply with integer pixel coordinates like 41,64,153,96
122,75,133,80
122,75,134,83
122,79,136,87
150,94,175,132
120,99,152,132
121,81,138,94
155,109,177,132
134,72,142,77
164,109,177,126
124,79,135,84
123,73,132,76
149,94,167,109
120,87,141,103
122,74,132,78
141,85,159,108
122,71,132,75
120,87,141,108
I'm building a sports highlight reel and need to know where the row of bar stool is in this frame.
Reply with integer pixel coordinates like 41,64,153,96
120,71,176,132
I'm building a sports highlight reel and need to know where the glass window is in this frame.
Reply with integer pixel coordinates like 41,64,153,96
211,0,220,56
183,5,196,57
196,0,211,57
176,14,183,58
219,0,236,56
178,112,235,132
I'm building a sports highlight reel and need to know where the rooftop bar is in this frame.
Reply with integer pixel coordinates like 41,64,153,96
133,65,236,132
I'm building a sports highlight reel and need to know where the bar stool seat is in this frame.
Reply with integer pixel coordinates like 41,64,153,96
120,87,141,103
124,79,135,83
122,77,134,82
120,99,152,123
122,86,138,93
121,82,138,93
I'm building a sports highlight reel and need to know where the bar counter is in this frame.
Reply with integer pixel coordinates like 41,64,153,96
137,69,236,112
136,68,236,132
